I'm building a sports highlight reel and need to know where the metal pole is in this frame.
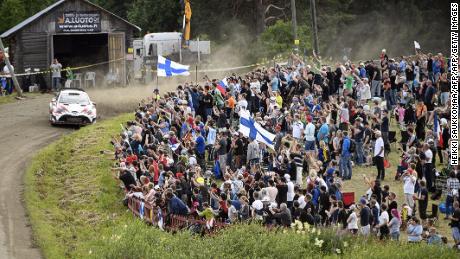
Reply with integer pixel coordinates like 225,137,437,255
179,39,182,63
197,37,201,64
195,65,198,85
156,74,159,91
310,0,319,56
291,0,297,43
0,38,23,97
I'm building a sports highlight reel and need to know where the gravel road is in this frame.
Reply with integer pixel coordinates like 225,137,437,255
0,85,165,258
0,94,72,259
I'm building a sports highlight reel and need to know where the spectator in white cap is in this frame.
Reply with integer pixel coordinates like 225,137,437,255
347,204,359,234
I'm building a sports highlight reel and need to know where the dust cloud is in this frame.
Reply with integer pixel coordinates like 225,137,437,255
85,83,166,118
320,1,450,61
205,19,256,69
84,20,257,119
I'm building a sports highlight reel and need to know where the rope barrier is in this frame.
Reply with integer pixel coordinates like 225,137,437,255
6,57,127,77
1,56,290,78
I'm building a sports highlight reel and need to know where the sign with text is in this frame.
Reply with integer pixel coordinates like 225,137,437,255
56,12,101,33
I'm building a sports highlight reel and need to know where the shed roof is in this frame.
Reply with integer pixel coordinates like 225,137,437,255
1,0,141,38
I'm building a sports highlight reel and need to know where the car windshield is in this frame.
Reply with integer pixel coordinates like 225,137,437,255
59,92,90,105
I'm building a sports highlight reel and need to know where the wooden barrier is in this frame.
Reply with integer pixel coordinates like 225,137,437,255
127,196,227,234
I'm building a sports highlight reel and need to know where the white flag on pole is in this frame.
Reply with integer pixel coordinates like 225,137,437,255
414,41,421,49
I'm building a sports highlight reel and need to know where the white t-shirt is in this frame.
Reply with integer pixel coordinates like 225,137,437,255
206,127,217,145
374,137,385,157
424,149,433,164
3,65,13,74
264,186,278,203
347,212,358,230
228,205,238,222
304,123,316,141
286,181,295,201
403,175,416,194
340,108,349,123
252,200,263,210
188,155,197,166
292,121,304,139
297,195,306,209
379,210,389,226
360,83,371,100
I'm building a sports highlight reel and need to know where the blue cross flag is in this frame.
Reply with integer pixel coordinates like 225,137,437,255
157,55,190,77
238,110,276,149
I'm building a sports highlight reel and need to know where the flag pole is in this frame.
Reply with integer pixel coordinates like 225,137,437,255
156,74,159,91
195,65,198,85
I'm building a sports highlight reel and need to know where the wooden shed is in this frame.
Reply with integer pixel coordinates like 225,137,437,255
0,0,141,87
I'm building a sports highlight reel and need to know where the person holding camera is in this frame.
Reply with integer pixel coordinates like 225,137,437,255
402,168,416,213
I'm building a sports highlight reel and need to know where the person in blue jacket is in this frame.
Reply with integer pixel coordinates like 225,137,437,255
340,131,352,180
166,192,189,216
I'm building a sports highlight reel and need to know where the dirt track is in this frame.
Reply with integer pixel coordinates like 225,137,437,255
0,85,157,259
0,94,72,259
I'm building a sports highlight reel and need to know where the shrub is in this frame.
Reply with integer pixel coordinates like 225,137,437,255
90,220,458,259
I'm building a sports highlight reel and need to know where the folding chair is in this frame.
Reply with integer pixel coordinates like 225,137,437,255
84,72,96,88
73,73,83,88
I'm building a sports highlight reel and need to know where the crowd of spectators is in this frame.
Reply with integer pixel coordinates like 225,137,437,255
110,51,459,247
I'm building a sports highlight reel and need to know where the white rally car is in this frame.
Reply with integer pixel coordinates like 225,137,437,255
49,88,97,126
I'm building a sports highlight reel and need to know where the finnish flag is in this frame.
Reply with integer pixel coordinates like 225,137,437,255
157,55,190,77
238,110,276,149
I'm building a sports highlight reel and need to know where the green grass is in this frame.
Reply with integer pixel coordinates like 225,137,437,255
25,113,132,258
0,92,42,105
24,113,458,259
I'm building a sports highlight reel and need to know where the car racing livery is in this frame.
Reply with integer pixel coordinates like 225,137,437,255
49,88,97,125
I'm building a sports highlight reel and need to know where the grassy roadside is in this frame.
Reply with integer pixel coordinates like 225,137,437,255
24,113,132,258
24,113,458,259
0,92,43,105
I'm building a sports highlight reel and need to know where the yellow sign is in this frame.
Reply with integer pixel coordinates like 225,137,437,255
127,48,133,54
294,39,300,45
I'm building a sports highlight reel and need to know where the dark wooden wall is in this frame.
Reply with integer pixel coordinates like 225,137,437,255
10,0,136,76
